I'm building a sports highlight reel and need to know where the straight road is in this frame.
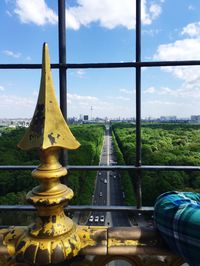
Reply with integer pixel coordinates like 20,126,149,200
87,125,130,227
86,126,133,266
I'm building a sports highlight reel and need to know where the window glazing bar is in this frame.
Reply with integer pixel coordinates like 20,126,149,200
58,0,68,166
1,60,200,70
0,205,154,212
135,0,142,208
1,165,200,171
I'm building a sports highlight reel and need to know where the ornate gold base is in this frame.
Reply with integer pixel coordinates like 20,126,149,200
3,225,81,265
0,226,185,266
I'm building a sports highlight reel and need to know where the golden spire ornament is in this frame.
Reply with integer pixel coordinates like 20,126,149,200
3,43,81,265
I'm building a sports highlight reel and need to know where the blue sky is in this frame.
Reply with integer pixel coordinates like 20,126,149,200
1,0,200,119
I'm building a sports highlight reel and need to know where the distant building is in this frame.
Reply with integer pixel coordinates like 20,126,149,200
0,119,30,127
83,115,89,121
160,116,177,122
191,115,200,122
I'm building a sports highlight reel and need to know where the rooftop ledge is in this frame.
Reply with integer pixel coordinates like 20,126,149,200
0,226,185,265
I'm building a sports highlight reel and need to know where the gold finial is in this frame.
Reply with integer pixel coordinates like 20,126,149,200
2,43,81,265
18,43,80,151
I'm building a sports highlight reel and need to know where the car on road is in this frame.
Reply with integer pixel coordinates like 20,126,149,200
100,215,105,223
104,179,107,184
89,215,94,222
99,191,102,197
98,172,102,176
110,160,117,165
94,216,99,222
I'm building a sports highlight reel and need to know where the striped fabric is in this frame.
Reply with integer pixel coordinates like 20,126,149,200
154,191,200,266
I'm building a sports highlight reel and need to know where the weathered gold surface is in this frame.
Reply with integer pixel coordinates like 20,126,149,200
77,226,107,255
18,43,80,151
0,43,81,265
0,226,186,265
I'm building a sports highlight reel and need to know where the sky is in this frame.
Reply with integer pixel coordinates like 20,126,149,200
1,0,200,119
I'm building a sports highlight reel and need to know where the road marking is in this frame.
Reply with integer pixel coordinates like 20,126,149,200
107,129,109,165
106,128,112,226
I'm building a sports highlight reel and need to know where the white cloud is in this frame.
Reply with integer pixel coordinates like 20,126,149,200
2,50,21,58
68,93,98,102
32,90,38,97
159,87,173,95
67,93,100,108
142,28,161,36
0,86,5,92
114,96,130,101
66,0,163,30
181,22,200,37
144,86,156,94
10,0,162,30
66,9,80,30
188,5,195,11
0,94,35,107
144,85,200,99
76,69,86,78
67,92,134,118
154,21,200,99
154,38,200,61
142,99,194,118
0,94,36,118
146,100,180,106
14,0,57,25
2,50,32,62
120,88,134,94
149,4,161,20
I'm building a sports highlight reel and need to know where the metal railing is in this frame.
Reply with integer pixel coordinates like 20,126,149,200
0,0,200,213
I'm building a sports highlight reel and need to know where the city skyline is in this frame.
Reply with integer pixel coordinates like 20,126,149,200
1,0,200,118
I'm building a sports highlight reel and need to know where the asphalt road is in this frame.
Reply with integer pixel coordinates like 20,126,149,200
86,126,134,266
87,126,130,227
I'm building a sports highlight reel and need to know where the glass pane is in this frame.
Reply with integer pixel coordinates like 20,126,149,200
67,68,135,119
141,1,200,61
0,70,59,118
66,0,135,63
141,66,200,205
0,1,58,63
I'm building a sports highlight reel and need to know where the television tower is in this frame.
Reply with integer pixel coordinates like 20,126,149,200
90,106,93,121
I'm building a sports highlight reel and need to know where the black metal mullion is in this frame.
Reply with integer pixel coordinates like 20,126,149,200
58,0,68,166
1,60,200,70
0,205,153,212
1,165,200,171
135,0,142,209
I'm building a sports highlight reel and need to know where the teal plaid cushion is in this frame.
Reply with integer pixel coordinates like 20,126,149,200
154,191,200,266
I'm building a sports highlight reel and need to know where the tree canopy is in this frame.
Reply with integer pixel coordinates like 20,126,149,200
112,122,200,205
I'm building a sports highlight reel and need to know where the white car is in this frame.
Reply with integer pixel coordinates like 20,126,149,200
104,179,107,184
100,215,105,222
89,215,94,222
95,216,99,222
